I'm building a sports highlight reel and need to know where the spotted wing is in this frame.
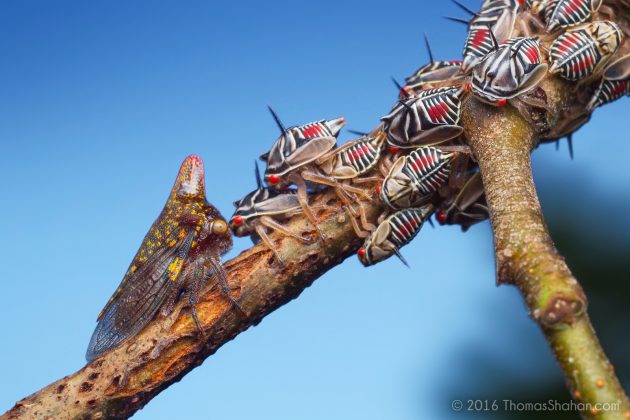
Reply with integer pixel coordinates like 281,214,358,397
86,229,196,361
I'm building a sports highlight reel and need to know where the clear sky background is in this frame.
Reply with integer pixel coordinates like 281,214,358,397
0,1,628,419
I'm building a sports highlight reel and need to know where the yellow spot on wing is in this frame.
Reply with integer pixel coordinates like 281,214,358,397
168,257,184,281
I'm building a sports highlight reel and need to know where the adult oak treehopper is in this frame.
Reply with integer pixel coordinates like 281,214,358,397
86,155,239,362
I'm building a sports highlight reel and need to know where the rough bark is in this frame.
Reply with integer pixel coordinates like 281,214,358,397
463,85,630,419
3,2,630,418
5,79,628,419
3,190,385,420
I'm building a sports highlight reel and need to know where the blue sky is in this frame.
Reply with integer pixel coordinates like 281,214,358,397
0,1,628,419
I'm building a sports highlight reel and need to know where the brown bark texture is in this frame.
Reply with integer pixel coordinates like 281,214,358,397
3,1,630,419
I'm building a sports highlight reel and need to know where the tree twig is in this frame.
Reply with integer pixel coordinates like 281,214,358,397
3,190,385,420
5,79,628,419
3,3,630,417
463,87,630,419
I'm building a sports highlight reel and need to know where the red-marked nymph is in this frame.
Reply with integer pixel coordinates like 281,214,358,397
380,146,459,210
587,53,630,111
230,162,309,264
261,107,346,184
404,34,465,93
436,172,489,231
470,37,548,106
549,21,622,81
358,206,433,267
544,0,603,32
448,0,520,72
86,155,237,361
313,133,386,237
261,107,349,238
381,86,465,149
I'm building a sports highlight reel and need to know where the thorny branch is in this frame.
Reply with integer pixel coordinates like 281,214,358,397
463,79,630,419
3,1,630,419
4,190,385,420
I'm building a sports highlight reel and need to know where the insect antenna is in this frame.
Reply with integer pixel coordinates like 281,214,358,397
424,33,435,64
444,16,471,25
254,161,263,188
567,134,574,160
450,0,478,16
267,105,287,134
427,217,435,228
348,129,369,136
394,249,410,267
391,76,410,98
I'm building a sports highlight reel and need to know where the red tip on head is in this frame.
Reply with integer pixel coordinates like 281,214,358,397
497,98,507,107
517,0,524,4
375,183,382,194
436,211,447,224
232,216,244,226
174,154,205,197
181,154,204,173
268,175,280,185
389,146,400,154
357,248,366,258
465,82,472,92
185,154,202,162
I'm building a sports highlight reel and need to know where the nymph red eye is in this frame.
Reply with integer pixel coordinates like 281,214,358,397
268,175,280,185
357,248,366,258
232,216,244,226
